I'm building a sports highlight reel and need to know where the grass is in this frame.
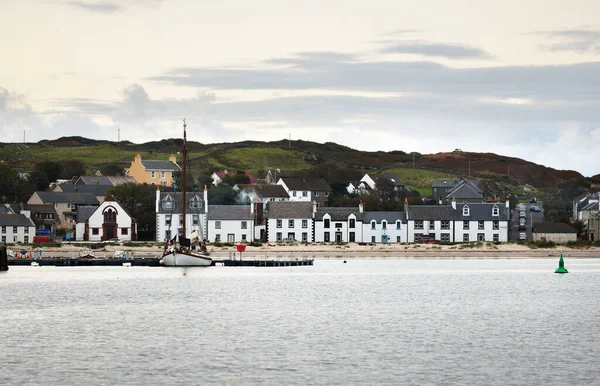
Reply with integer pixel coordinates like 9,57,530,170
382,167,454,193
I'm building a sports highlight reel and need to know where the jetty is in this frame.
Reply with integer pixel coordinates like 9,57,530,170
7,257,314,267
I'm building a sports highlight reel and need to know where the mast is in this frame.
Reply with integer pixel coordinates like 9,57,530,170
182,119,187,241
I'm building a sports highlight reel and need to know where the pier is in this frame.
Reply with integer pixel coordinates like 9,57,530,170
7,257,314,267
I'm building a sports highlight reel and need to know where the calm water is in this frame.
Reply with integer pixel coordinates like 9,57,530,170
1,259,600,385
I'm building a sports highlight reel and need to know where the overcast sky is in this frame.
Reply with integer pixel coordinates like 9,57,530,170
1,0,599,176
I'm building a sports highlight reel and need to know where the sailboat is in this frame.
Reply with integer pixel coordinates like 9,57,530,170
160,119,212,267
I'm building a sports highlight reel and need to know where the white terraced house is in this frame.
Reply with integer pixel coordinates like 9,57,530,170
313,203,363,243
155,187,208,243
265,201,313,243
207,204,255,243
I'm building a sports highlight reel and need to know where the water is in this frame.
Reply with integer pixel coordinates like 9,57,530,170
1,259,600,385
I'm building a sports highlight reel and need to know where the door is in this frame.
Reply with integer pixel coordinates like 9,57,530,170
381,235,388,243
335,232,342,242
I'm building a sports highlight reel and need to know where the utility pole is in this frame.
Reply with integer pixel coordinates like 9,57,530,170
288,133,291,148
468,156,471,177
118,128,120,142
23,129,26,143
412,153,415,168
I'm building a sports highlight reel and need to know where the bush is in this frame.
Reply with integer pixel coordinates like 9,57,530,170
248,241,262,247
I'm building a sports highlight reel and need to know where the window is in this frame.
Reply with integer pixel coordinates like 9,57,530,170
161,171,165,179
287,232,295,241
193,215,199,225
179,216,184,226
161,181,167,186
92,228,99,235
276,219,282,228
350,232,355,242
396,221,401,230
492,205,499,216
382,221,387,230
396,236,400,242
314,191,319,197
24,236,29,243
242,234,247,241
302,191,308,197
165,215,171,226
463,234,469,242
478,221,484,230
165,230,171,240
414,220,424,230
371,220,376,230
441,233,450,241
493,234,499,242
325,192,329,197
371,236,376,242
1,236,5,243
151,171,156,178
292,191,297,197
162,196,174,210
189,197,202,209
324,219,330,228
441,221,450,230
463,221,469,230
215,221,221,229
414,233,423,241
1,226,5,233
324,232,330,242
478,233,485,241
463,205,470,216
215,234,221,242
348,219,355,229
493,221,499,230
227,234,235,242
429,221,435,230
335,223,342,228
276,232,282,242
289,220,295,228
302,220,308,228
241,221,247,229
121,228,128,235
104,209,116,223
302,232,308,242
24,227,29,234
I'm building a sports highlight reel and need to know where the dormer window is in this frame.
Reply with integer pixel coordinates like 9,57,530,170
492,205,499,216
162,195,174,210
463,205,470,216
189,195,202,209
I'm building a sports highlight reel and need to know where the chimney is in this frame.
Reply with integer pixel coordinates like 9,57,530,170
359,200,364,213
169,154,177,164
404,197,408,213
250,200,254,214
312,200,317,216
155,185,161,213
204,185,208,213
451,196,456,210
505,199,510,208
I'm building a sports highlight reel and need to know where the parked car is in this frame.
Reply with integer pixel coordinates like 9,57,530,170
530,197,537,203
106,238,121,243
530,206,541,212
519,210,526,218
519,232,527,241
417,235,440,243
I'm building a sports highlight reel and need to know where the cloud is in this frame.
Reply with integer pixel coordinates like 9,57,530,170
379,41,492,59
534,28,600,54
60,0,163,13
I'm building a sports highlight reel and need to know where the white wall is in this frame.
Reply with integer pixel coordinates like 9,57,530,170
82,201,136,242
266,217,312,242
207,219,254,243
314,214,362,242
156,213,206,242
277,180,312,202
362,220,406,243
0,225,36,243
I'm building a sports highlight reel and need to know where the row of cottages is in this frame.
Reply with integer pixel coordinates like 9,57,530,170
346,173,405,195
75,195,137,241
125,154,180,186
27,191,99,227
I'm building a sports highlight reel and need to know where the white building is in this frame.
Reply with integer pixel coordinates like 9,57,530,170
75,196,137,241
277,177,332,207
314,204,363,243
155,187,208,242
265,201,313,243
207,205,255,243
362,212,407,243
0,213,36,243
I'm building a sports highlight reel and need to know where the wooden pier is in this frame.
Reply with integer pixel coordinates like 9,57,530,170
7,257,314,267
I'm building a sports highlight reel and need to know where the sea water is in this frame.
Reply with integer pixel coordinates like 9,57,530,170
1,259,599,385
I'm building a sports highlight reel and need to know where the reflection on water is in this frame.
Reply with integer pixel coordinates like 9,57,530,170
1,259,599,385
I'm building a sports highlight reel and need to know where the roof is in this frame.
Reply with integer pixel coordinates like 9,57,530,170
141,160,181,171
407,205,458,221
315,207,363,221
208,205,253,220
407,202,509,221
157,191,205,214
279,177,332,192
363,211,406,223
533,222,577,234
256,185,289,198
23,204,58,216
266,201,313,219
0,214,35,227
76,206,98,223
446,180,484,200
76,176,113,185
56,184,112,196
0,206,14,214
374,173,405,187
34,191,100,205
108,176,136,185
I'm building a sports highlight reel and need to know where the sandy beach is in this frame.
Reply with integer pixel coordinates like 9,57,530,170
15,242,600,259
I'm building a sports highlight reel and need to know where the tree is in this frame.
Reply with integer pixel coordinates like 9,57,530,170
208,186,238,205
98,163,125,176
0,164,22,202
61,159,87,179
107,183,157,239
34,161,63,184
28,171,50,191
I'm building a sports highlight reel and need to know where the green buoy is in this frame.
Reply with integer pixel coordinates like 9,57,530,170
343,260,347,264
554,253,568,274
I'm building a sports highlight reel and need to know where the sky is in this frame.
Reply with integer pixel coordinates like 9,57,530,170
1,0,599,176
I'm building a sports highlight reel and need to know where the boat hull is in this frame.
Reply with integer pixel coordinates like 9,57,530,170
160,251,212,267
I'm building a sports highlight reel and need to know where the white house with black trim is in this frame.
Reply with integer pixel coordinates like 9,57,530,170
0,213,36,243
362,211,407,243
265,201,313,243
313,203,363,243
277,177,332,207
207,204,255,243
155,187,208,242
75,195,137,241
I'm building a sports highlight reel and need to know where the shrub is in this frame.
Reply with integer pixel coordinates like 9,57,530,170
248,241,262,247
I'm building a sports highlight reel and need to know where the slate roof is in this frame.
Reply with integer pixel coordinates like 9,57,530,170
24,204,58,216
266,202,313,219
34,191,100,205
57,184,112,196
157,191,205,214
76,206,98,223
533,222,577,234
407,205,457,221
76,176,113,185
315,207,363,221
363,211,406,223
280,177,332,192
446,180,484,200
581,201,599,211
0,214,35,227
256,185,289,198
142,160,181,171
208,205,253,220
0,206,14,214
407,203,509,221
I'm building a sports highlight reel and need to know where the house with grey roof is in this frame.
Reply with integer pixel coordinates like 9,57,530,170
126,154,181,186
349,173,405,196
75,195,137,242
27,191,99,227
265,201,314,243
432,179,458,203
75,176,136,186
155,187,207,242
363,211,407,243
532,222,577,243
445,179,485,203
314,203,363,243
277,177,332,207
24,204,59,233
53,183,113,203
0,213,36,243
207,204,255,243
406,199,509,242
573,192,599,222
